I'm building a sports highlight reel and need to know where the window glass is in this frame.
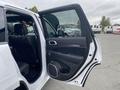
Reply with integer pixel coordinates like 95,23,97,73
44,19,57,37
25,22,36,35
43,10,81,38
0,8,5,42
6,12,37,36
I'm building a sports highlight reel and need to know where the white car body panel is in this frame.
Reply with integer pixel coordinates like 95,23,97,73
27,14,50,90
0,43,20,90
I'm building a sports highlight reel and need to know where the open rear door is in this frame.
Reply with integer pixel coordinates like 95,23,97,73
39,4,102,87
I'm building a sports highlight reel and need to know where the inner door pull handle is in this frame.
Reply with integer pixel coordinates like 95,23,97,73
49,40,57,45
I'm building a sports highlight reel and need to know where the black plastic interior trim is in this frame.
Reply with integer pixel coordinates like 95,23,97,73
49,51,84,64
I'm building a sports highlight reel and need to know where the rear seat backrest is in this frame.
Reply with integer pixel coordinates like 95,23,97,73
9,23,38,64
14,24,24,35
7,23,14,35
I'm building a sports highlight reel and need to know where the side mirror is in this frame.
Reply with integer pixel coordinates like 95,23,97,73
58,30,65,37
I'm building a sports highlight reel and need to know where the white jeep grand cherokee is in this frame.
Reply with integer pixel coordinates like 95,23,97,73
0,1,102,90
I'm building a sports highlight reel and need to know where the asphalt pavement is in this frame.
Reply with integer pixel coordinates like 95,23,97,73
42,34,120,90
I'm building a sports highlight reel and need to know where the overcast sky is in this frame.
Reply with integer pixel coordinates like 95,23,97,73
2,0,120,25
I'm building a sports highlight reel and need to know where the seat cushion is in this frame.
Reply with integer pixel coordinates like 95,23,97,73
17,62,29,75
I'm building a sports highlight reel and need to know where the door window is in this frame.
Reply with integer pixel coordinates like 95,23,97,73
43,10,81,38
0,8,5,42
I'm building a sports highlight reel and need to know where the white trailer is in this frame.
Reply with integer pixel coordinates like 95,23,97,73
104,26,113,33
91,25,102,33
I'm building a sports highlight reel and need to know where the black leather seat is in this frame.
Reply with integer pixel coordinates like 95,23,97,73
14,24,28,35
9,23,38,64
8,24,30,74
17,61,29,75
7,23,14,35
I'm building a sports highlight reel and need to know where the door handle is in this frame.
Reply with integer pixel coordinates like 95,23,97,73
49,40,57,45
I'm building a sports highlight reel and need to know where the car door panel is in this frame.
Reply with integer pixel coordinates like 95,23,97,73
46,37,89,81
39,4,102,87
47,37,87,55
46,37,88,80
48,51,84,64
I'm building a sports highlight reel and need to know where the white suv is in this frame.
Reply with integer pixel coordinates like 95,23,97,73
0,1,102,90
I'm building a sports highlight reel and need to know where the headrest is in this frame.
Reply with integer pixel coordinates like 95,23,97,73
14,24,24,35
14,24,28,35
7,23,14,34
44,14,59,30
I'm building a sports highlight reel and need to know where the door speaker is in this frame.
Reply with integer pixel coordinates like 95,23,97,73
48,61,62,78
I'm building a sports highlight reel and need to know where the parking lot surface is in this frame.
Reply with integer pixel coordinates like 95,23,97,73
42,34,120,90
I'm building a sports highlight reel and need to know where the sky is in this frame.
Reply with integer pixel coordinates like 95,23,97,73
2,0,120,25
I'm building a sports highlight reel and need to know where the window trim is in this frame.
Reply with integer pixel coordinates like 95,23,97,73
0,6,7,43
43,17,58,37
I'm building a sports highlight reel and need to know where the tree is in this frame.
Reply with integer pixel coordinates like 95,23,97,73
28,6,38,13
106,18,111,26
100,16,111,33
